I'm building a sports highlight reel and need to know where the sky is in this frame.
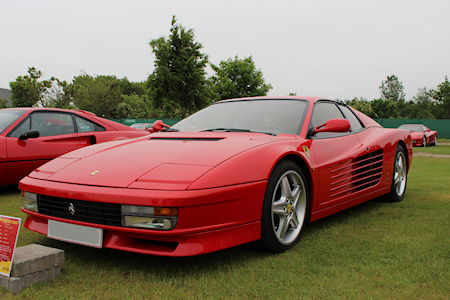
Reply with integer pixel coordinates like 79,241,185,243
1,0,449,101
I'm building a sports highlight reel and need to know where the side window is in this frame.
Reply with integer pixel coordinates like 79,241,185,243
74,116,106,132
33,112,75,136
338,105,364,132
310,102,346,138
9,118,31,138
9,112,75,137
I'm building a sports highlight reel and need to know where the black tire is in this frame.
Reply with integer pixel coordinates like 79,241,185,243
385,145,407,202
422,136,427,147
258,160,309,253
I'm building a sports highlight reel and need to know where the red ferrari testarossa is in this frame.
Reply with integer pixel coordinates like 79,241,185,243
19,97,412,256
398,124,437,147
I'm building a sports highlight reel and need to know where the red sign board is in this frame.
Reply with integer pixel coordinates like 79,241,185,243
0,215,21,277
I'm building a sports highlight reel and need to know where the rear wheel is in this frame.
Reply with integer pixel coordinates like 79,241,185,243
258,160,309,253
385,145,407,202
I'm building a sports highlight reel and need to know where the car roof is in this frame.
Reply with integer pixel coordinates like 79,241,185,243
215,96,332,104
1,107,96,115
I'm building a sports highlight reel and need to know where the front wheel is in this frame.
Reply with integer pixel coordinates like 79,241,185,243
258,160,309,253
422,136,427,147
385,145,407,202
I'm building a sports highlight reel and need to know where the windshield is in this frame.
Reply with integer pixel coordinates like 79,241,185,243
399,125,423,132
131,123,145,129
172,99,308,135
0,110,26,134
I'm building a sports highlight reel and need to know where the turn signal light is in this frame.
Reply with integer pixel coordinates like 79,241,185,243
154,207,178,216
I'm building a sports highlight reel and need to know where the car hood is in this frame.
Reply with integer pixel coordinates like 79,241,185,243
30,132,284,190
410,132,424,139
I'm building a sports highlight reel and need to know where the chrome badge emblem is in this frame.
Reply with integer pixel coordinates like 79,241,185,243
68,202,75,216
90,170,100,176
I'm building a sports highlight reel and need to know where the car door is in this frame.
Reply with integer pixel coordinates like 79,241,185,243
5,111,82,182
0,136,7,182
308,101,382,213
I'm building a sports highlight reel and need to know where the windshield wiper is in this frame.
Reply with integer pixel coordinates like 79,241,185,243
162,127,179,132
201,128,275,136
201,128,249,132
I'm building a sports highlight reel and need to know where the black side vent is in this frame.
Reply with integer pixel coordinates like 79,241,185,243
330,149,384,200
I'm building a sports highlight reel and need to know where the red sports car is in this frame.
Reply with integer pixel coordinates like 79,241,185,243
0,108,149,186
19,97,412,256
398,124,437,147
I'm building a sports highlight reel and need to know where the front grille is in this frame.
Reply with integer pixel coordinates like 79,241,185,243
37,195,122,226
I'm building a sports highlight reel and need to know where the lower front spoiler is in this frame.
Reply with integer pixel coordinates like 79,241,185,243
24,213,261,257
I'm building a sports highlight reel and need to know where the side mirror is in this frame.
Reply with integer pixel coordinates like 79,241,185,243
19,130,40,140
152,120,170,132
314,119,351,134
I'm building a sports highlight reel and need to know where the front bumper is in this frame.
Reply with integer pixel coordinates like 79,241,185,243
19,176,267,256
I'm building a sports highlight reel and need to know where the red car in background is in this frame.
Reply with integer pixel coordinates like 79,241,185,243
19,97,412,256
398,124,438,147
0,108,149,186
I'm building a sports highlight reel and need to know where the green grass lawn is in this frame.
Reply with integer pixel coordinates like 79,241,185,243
1,156,449,299
413,139,450,155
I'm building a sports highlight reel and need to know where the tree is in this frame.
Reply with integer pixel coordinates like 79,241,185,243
10,67,54,107
147,16,213,118
118,94,156,119
70,74,123,118
344,97,375,118
0,99,7,108
41,79,74,109
429,76,450,119
209,56,272,100
371,98,399,119
410,88,434,119
116,77,147,96
379,75,405,102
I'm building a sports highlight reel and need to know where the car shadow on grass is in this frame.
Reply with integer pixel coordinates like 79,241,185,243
0,184,20,195
29,196,395,279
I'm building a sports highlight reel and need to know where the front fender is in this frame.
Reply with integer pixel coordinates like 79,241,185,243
188,138,313,190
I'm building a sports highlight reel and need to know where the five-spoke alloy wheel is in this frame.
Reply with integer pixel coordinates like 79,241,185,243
259,160,309,253
386,145,408,202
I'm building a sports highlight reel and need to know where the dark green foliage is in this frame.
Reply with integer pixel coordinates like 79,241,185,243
379,74,405,102
429,76,450,119
147,16,213,118
0,99,7,108
10,67,53,107
209,56,272,100
71,74,123,119
345,75,450,119
345,97,375,118
371,98,399,118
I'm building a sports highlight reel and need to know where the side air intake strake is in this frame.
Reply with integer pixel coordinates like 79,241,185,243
329,149,384,200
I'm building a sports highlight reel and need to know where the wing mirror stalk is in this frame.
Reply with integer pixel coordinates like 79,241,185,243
151,120,170,133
